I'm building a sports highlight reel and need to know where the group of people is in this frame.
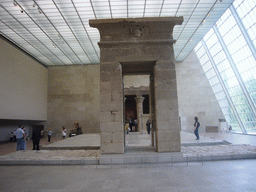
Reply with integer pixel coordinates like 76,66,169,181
14,125,42,151
128,116,137,132
124,117,152,135
13,118,201,151
12,123,81,152
125,116,201,141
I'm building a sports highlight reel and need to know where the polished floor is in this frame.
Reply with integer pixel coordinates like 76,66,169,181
0,159,256,192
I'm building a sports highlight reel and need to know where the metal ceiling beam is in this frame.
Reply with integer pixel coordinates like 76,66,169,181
52,0,92,64
31,0,74,64
0,5,62,65
90,0,97,19
159,0,165,17
71,0,100,60
108,0,113,19
175,0,219,61
143,0,146,17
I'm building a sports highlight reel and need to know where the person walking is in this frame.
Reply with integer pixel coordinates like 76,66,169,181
146,119,151,139
16,125,25,151
47,128,52,142
146,119,151,135
194,117,200,140
125,122,129,134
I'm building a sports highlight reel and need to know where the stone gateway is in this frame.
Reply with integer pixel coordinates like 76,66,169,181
90,17,183,154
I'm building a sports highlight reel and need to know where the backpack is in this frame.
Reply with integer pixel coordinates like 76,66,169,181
197,122,200,127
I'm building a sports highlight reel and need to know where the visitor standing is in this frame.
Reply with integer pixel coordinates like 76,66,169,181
16,125,25,151
62,126,66,139
194,117,200,140
47,128,52,142
32,127,41,150
21,126,27,150
146,119,151,135
129,116,133,132
125,122,129,134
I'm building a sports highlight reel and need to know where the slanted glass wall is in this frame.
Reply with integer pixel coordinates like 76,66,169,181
195,0,256,134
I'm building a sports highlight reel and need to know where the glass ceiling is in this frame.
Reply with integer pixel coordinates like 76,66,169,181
0,0,233,66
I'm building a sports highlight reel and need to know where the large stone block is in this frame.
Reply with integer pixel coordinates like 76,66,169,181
155,79,177,90
155,69,177,82
170,131,181,141
155,61,176,70
100,82,112,92
100,62,121,72
100,43,176,63
157,131,172,142
157,99,179,109
100,111,111,123
170,144,181,152
100,101,123,112
101,143,124,154
157,141,171,152
155,89,178,100
111,91,123,102
112,132,124,143
100,72,111,82
110,110,123,122
101,132,112,144
100,122,123,133
100,91,111,104
155,110,179,123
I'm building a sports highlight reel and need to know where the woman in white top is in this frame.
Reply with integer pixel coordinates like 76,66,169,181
61,126,66,139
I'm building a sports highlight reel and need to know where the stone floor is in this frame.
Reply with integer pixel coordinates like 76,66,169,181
1,132,256,191
0,132,256,165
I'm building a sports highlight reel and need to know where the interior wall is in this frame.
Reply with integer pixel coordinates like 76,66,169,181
0,37,48,121
47,65,100,135
176,50,225,133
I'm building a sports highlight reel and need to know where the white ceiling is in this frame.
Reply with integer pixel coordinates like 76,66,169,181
0,0,234,66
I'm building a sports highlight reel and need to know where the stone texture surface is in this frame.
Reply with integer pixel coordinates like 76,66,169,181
155,61,180,152
1,144,255,164
0,38,48,121
176,50,225,133
47,65,100,134
100,62,124,154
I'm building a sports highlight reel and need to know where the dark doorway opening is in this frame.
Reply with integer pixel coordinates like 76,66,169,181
125,95,137,122
142,94,149,114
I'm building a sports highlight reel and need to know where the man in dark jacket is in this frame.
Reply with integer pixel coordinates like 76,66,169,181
32,127,41,150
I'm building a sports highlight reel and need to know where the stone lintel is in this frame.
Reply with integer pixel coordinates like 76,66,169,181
89,17,183,42
89,17,183,26
124,85,149,92
98,39,176,48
